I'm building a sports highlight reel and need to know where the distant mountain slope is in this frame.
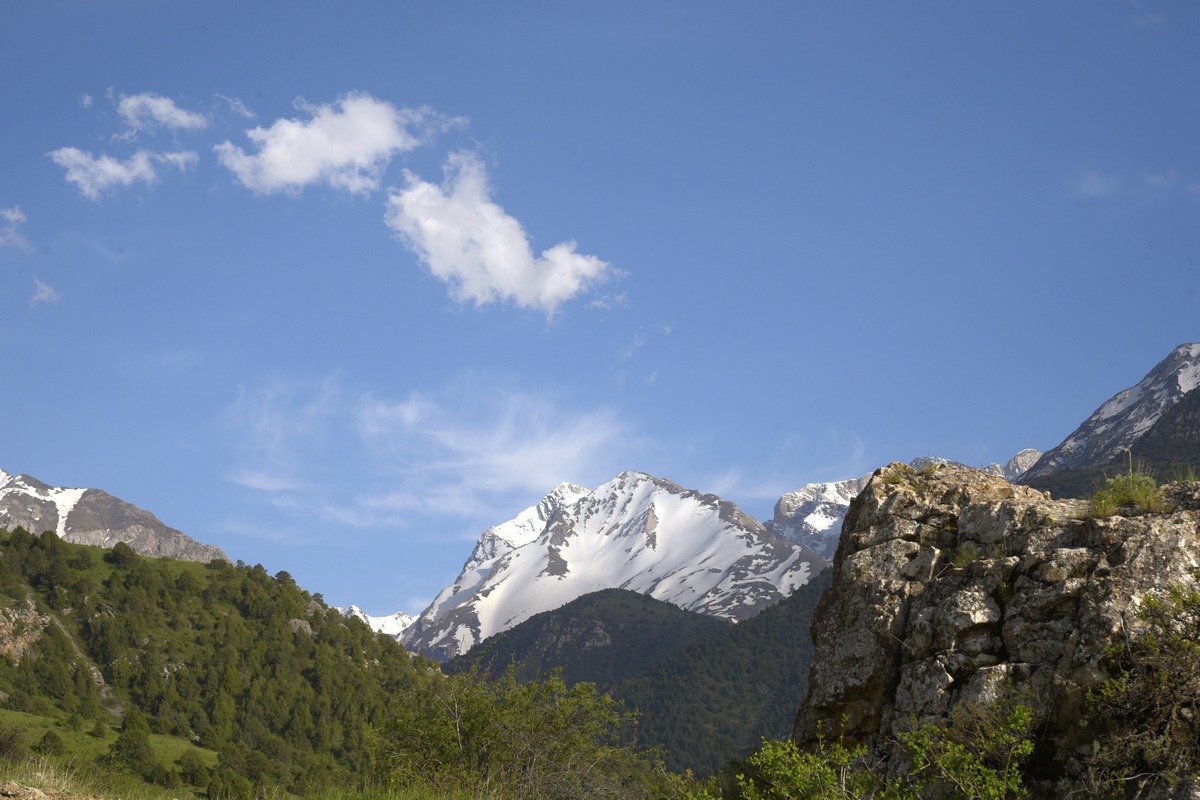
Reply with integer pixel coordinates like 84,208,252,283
617,570,830,775
449,571,832,776
1022,343,1200,484
1024,384,1200,497
404,472,821,661
341,605,415,638
0,469,225,561
445,588,730,688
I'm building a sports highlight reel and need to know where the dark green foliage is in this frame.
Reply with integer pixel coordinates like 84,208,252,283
692,696,1037,800
0,529,673,799
0,530,427,795
0,718,29,762
107,707,157,776
105,541,138,567
450,571,832,776
1083,580,1200,797
621,571,831,775
178,748,211,786
447,588,731,687
376,667,667,800
34,728,66,756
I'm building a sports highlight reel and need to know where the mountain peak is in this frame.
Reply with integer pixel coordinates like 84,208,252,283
1023,343,1200,481
403,472,820,660
0,467,225,561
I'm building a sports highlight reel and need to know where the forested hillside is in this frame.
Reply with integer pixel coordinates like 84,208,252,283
451,571,832,775
0,528,670,800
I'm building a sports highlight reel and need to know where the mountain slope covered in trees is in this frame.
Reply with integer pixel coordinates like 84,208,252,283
450,570,832,776
0,529,670,800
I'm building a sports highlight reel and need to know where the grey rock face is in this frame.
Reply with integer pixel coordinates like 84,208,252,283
1023,343,1200,481
794,462,1200,791
0,469,225,562
770,452,1039,560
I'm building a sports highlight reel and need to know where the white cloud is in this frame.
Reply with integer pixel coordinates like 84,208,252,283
224,376,631,532
48,147,197,199
588,292,629,310
215,93,256,119
29,278,60,307
1072,170,1119,199
0,206,32,251
215,92,457,194
386,151,613,314
357,386,628,498
118,92,209,131
79,93,93,109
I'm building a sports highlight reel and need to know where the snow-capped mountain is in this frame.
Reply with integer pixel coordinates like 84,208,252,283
766,476,871,560
982,448,1044,482
342,605,415,639
403,472,821,661
768,451,1041,559
1022,343,1200,481
0,468,225,562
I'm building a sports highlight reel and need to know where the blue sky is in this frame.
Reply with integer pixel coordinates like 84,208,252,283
3,2,1198,614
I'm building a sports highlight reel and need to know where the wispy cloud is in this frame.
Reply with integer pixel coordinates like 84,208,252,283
48,147,197,199
588,292,629,310
1071,168,1200,202
224,375,632,534
79,93,93,109
386,151,614,314
1071,170,1120,199
1128,12,1166,30
216,92,460,194
0,206,32,251
215,93,256,120
29,278,60,307
118,92,209,132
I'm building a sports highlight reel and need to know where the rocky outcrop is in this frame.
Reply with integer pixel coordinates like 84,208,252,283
794,462,1200,789
0,601,50,661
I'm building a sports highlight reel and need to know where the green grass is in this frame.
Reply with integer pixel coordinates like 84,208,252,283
0,707,217,798
1089,472,1173,517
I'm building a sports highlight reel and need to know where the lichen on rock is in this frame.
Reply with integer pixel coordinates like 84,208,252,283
794,461,1200,791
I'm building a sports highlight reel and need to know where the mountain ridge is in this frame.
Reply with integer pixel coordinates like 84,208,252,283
403,470,822,661
0,468,225,562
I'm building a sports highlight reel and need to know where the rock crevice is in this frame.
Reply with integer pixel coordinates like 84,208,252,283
794,462,1200,787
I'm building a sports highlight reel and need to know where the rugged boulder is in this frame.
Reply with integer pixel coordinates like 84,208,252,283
794,462,1200,789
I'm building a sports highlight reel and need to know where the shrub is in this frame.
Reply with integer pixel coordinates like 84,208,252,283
34,729,66,756
1083,580,1200,796
1089,471,1171,517
179,749,212,786
0,719,29,762
695,693,1037,800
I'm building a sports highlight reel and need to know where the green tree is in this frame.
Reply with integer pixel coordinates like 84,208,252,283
107,707,157,777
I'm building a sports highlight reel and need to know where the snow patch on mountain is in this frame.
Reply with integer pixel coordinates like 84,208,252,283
0,471,86,537
1023,343,1200,480
403,472,819,661
767,476,871,560
0,467,226,561
342,605,415,638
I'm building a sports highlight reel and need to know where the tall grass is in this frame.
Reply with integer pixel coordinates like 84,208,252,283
1089,457,1172,517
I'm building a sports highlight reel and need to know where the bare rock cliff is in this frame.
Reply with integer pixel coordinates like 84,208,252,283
794,462,1200,787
